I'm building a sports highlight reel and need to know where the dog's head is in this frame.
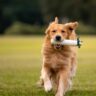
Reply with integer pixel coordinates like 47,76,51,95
45,17,78,50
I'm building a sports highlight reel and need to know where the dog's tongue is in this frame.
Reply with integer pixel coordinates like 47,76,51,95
55,44,62,49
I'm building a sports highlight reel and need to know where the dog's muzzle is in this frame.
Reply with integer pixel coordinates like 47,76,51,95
51,38,63,50
55,35,61,41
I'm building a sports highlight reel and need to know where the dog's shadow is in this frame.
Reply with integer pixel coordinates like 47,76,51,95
66,90,96,96
35,86,96,96
35,84,96,96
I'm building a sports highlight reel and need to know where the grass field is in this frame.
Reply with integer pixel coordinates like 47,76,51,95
0,36,96,96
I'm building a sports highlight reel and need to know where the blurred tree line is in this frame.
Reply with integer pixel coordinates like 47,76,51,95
0,0,96,34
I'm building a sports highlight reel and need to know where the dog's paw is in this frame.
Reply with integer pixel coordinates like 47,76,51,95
36,79,44,88
44,80,52,92
55,92,64,96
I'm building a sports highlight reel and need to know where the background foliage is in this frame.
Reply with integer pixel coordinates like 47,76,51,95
0,0,96,35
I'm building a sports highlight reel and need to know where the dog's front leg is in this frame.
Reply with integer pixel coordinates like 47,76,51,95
55,70,70,96
70,57,77,77
41,66,52,92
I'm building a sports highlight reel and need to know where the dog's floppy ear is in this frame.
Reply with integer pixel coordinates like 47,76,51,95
66,22,78,32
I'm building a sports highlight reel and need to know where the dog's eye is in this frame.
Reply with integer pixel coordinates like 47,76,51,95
52,30,57,33
69,27,73,31
61,30,65,33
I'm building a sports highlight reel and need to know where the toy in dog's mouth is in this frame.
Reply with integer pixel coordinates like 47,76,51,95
51,38,82,48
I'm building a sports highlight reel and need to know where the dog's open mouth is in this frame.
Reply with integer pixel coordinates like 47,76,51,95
54,44,63,50
51,39,63,50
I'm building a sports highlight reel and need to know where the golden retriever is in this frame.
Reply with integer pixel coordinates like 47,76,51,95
39,17,78,96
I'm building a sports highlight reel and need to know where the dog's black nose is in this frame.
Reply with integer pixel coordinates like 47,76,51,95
55,35,61,41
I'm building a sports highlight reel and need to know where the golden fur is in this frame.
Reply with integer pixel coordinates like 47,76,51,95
39,17,78,96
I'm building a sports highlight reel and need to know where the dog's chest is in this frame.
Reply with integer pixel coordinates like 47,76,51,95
44,51,71,69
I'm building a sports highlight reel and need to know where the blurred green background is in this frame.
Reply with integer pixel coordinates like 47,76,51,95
0,0,96,35
0,0,96,96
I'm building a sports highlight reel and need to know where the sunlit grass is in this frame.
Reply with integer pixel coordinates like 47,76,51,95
0,36,96,96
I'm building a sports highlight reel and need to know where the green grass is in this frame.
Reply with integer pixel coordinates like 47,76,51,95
0,36,96,96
